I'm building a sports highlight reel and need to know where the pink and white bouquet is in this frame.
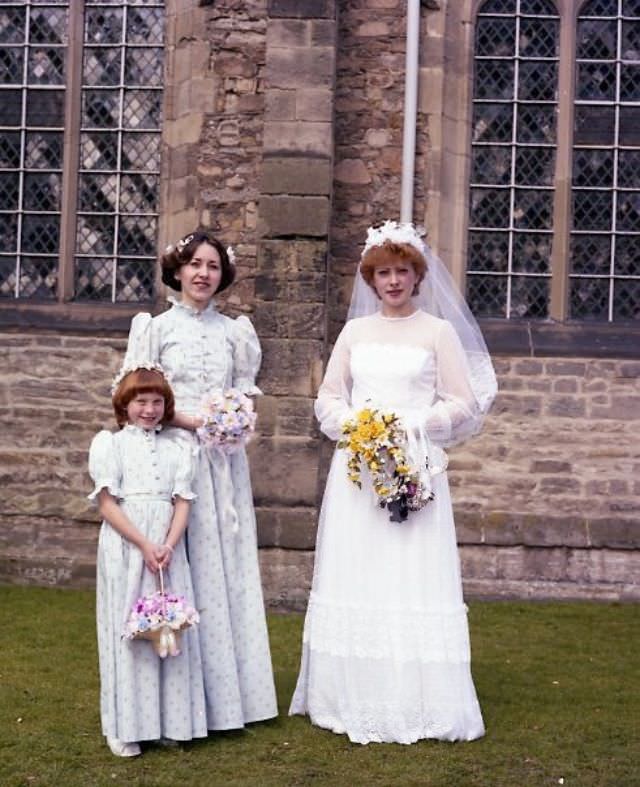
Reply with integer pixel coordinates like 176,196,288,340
123,590,200,658
196,388,257,453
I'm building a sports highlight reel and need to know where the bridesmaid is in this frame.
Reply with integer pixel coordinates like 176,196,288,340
119,230,278,730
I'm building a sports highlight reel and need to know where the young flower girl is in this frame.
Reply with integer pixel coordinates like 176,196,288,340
88,366,207,757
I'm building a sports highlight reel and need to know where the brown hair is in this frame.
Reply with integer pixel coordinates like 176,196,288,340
360,241,428,287
112,369,175,428
160,230,235,293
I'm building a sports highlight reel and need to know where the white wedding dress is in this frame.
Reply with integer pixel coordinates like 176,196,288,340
289,310,485,744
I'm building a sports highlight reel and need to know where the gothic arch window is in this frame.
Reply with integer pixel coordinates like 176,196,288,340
0,0,164,308
466,0,640,324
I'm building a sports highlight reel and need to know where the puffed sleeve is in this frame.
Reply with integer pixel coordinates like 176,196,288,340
170,433,198,502
423,320,480,446
230,315,262,395
87,430,121,501
314,322,354,441
120,312,160,371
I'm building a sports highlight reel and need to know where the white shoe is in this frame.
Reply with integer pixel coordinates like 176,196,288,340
107,736,141,757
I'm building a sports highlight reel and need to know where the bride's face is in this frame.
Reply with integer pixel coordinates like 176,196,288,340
372,260,418,314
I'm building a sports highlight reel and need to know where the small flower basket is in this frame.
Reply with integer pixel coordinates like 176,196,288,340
123,569,199,658
338,406,433,523
196,388,257,454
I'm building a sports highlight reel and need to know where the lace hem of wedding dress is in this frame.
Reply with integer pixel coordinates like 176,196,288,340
302,593,472,662
290,648,485,744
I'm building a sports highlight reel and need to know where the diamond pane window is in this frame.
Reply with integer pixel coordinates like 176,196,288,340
467,0,559,319
75,1,163,302
0,1,164,303
0,2,68,300
570,2,640,321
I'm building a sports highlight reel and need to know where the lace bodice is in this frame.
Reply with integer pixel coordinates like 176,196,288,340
315,310,480,447
88,425,196,502
121,298,261,416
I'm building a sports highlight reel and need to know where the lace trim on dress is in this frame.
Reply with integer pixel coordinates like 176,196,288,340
167,294,218,316
303,594,472,663
87,479,121,502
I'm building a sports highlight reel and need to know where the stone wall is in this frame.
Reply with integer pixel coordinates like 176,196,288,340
1,333,637,604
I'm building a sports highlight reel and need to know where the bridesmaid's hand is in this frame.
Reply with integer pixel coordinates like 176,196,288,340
140,540,160,573
156,544,173,569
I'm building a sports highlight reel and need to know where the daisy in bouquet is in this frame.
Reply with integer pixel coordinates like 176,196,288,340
196,388,257,453
123,573,200,658
337,406,433,523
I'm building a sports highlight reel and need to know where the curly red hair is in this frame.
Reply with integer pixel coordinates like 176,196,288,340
360,241,427,287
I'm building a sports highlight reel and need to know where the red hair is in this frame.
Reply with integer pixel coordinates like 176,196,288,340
112,369,175,428
360,241,427,286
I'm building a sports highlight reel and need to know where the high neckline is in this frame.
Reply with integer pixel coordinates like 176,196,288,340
123,423,162,434
168,294,218,316
376,309,421,322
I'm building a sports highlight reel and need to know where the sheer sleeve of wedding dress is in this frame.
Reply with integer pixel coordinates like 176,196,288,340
315,310,482,447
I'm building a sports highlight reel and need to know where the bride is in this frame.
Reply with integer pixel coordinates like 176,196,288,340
289,220,497,745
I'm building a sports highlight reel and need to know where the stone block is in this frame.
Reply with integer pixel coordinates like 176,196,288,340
591,395,640,419
259,195,330,237
259,548,314,611
265,89,296,120
266,48,334,89
267,19,309,48
268,0,335,19
589,518,640,549
258,239,327,272
260,338,323,396
250,436,319,506
311,19,336,47
213,52,258,78
334,158,371,184
264,120,333,157
256,506,317,548
164,113,204,146
357,21,391,36
296,88,333,122
261,156,332,195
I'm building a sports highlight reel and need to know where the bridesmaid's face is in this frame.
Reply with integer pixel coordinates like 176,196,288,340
175,242,222,309
372,260,418,315
127,392,165,430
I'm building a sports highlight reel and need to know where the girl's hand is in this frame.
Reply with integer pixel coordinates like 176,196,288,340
141,540,160,573
156,543,174,569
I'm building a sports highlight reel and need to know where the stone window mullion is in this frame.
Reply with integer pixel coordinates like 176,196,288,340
58,0,85,302
549,2,578,321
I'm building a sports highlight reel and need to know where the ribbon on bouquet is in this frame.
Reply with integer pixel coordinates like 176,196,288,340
204,446,240,535
402,416,448,500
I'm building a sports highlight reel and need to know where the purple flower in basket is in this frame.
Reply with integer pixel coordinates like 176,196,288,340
123,590,200,658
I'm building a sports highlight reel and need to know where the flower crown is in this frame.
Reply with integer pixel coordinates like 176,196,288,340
164,234,236,266
111,362,171,394
361,220,427,259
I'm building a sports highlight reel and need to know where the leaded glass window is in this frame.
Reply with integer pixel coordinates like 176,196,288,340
467,0,560,319
0,1,163,304
570,0,640,320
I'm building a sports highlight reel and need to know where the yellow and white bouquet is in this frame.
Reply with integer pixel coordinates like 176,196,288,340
337,406,433,523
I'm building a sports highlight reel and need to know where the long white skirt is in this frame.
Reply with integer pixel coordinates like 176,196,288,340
289,450,485,745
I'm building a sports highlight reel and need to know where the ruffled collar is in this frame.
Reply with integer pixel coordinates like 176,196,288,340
123,423,163,435
168,294,218,317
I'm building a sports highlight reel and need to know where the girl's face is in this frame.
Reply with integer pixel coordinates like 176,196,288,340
175,242,222,309
372,260,419,316
126,392,165,430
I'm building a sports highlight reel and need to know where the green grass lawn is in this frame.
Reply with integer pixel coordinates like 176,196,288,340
0,587,637,787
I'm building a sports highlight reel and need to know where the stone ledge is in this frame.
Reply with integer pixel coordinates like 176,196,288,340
267,0,335,20
456,511,640,549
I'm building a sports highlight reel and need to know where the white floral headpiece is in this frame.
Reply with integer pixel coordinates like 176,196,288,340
361,220,427,259
165,233,195,255
226,246,236,266
111,362,171,394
